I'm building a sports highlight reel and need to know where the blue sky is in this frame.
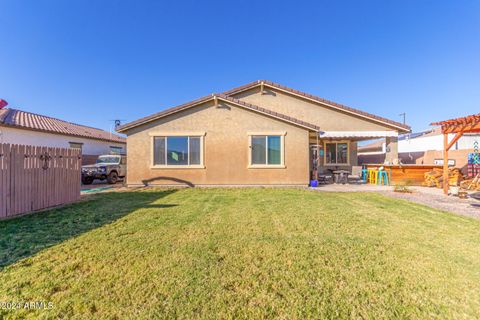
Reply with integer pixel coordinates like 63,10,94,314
1,0,479,134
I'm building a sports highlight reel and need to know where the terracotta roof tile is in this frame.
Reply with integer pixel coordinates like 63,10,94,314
0,108,125,143
224,80,411,132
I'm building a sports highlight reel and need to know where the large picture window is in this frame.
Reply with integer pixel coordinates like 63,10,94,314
325,142,349,165
153,136,203,167
250,135,283,167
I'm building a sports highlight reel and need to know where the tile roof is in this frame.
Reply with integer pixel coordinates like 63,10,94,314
224,80,411,132
117,94,320,132
0,108,126,143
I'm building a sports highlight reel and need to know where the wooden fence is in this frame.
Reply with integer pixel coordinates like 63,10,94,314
0,143,81,219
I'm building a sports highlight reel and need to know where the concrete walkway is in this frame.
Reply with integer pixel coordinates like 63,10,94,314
310,184,480,219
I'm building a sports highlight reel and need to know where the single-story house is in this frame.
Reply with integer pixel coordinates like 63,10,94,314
358,127,480,170
0,102,126,164
117,80,410,187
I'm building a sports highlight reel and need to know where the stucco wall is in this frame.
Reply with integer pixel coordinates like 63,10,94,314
400,134,480,152
125,100,310,186
233,87,400,132
0,126,126,155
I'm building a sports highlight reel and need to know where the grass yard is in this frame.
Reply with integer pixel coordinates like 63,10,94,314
1,188,480,319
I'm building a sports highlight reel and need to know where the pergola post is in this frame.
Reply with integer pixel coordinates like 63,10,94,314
442,132,464,194
443,133,449,195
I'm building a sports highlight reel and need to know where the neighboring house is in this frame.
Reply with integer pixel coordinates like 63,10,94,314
117,80,410,187
358,128,480,170
0,104,126,164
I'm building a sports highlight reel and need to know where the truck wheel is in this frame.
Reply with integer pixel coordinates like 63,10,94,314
82,177,94,185
107,171,118,184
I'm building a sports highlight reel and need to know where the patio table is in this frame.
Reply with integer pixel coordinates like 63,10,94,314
332,170,349,184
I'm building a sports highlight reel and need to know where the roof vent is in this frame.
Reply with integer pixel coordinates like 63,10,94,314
0,99,8,109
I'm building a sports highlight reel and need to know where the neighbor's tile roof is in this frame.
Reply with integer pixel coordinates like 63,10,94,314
117,94,320,132
358,139,384,152
0,108,126,143
224,80,411,132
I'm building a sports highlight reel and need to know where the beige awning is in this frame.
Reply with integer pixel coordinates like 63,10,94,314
318,131,398,138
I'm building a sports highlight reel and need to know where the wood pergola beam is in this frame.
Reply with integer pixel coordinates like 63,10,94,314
446,132,463,151
433,113,480,195
442,122,480,134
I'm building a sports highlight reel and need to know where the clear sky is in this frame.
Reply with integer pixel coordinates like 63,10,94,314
1,0,479,134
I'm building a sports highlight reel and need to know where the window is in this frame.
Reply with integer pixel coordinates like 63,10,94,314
325,142,349,164
250,134,284,167
97,155,121,164
153,136,203,167
110,146,123,154
69,142,83,150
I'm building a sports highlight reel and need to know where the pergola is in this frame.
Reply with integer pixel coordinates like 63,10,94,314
431,113,480,194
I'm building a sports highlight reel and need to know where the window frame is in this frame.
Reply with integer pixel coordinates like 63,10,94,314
69,142,83,150
110,146,124,154
247,132,286,169
149,132,205,169
323,140,350,165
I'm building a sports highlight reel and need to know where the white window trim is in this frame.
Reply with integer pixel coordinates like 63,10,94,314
150,134,205,169
247,132,286,169
324,140,350,165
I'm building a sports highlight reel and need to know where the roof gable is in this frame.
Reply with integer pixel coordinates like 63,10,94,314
117,80,410,134
224,80,410,132
117,94,320,132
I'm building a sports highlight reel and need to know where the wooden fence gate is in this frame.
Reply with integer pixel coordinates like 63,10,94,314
0,143,81,219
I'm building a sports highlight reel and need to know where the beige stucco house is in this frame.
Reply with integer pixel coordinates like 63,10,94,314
117,80,410,187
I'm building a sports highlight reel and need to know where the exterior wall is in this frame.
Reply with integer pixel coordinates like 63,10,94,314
233,87,401,132
0,126,126,158
400,133,479,153
125,101,310,186
358,150,473,174
359,152,425,166
385,136,398,163
418,149,473,174
359,133,480,171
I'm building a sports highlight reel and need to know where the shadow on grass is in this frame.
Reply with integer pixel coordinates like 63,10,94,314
0,189,177,269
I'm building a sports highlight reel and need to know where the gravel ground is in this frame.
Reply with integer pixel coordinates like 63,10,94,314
310,184,480,219
382,189,480,219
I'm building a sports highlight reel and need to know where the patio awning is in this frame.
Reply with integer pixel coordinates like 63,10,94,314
318,131,398,138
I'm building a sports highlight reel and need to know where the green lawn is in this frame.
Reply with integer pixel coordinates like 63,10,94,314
1,188,480,319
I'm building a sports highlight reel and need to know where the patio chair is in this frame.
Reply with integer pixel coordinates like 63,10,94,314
348,166,363,184
318,168,333,184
